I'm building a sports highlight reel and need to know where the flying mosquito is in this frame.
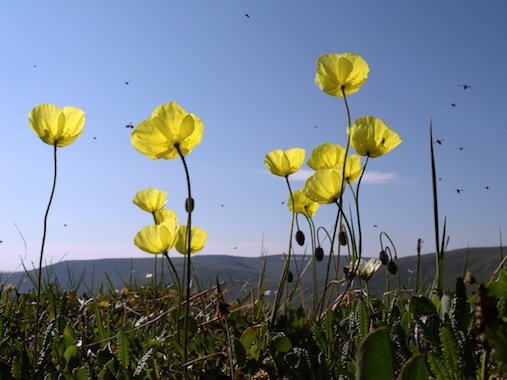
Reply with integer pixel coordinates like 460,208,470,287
456,189,464,194
126,123,134,129
458,84,472,90
434,139,444,145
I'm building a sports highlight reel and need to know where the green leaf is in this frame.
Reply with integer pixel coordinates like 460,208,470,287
410,296,437,317
117,330,130,370
357,300,369,343
273,335,292,353
427,352,451,380
441,326,458,376
488,269,507,299
63,345,77,371
399,354,429,380
240,325,261,352
233,337,246,366
355,327,394,380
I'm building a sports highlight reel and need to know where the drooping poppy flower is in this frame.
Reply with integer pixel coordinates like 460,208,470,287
287,190,320,218
315,53,369,97
264,148,305,177
134,221,177,255
28,104,85,147
133,188,168,213
347,116,402,158
131,102,203,160
303,168,344,204
175,225,208,255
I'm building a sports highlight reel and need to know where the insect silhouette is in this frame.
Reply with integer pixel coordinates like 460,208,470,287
457,147,464,151
434,139,444,145
458,84,472,90
451,103,456,107
484,186,490,190
125,81,130,85
456,189,464,194
244,13,250,18
126,123,134,129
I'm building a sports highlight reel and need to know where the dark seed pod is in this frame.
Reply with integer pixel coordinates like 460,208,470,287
379,250,388,265
287,271,294,283
388,260,397,274
315,247,324,261
295,230,305,246
185,197,195,212
338,230,348,246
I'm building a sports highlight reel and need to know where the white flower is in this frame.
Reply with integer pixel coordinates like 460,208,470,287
352,258,382,281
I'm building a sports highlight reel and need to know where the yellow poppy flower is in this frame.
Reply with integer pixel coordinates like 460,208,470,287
154,208,178,225
264,148,305,177
303,168,344,204
307,143,362,184
175,225,208,255
307,142,346,170
315,53,369,97
28,104,85,147
134,221,177,255
347,116,402,158
131,102,203,160
133,188,168,213
288,190,319,218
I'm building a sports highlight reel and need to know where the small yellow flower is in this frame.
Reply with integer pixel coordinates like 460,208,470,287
28,104,85,147
131,102,203,160
134,221,177,255
175,225,208,255
154,208,178,225
343,154,363,184
264,148,305,177
348,116,402,158
133,188,168,213
315,53,369,97
303,168,344,204
288,190,319,218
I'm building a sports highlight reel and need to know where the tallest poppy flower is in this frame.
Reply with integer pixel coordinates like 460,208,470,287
131,102,204,160
315,53,369,97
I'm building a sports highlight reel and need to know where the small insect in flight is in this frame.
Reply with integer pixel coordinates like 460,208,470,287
434,139,444,145
456,189,464,194
458,84,472,90
126,123,134,129
451,103,457,107
457,147,464,151
484,186,490,190
125,81,130,85
244,13,250,18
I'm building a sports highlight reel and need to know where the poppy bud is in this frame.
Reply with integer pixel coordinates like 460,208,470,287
185,197,195,212
339,230,348,246
388,260,397,275
287,271,294,283
315,247,324,261
295,230,305,246
379,250,388,265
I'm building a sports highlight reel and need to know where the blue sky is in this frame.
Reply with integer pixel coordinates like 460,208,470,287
1,2,506,272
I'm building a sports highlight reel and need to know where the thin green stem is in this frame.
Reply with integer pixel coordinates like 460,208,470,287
176,143,192,367
34,143,58,371
270,175,295,324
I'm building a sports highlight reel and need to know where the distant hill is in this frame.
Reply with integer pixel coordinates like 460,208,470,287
1,247,505,299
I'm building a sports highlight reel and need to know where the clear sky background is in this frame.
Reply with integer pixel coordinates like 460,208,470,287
1,2,506,272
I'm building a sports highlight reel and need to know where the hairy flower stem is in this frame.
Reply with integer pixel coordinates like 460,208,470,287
34,143,58,371
270,176,296,324
176,144,193,368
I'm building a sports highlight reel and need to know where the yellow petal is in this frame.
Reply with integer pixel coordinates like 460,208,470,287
348,116,402,158
175,225,208,254
288,190,320,218
133,188,168,213
307,142,346,170
303,168,344,204
134,221,177,255
315,53,369,97
265,148,305,177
